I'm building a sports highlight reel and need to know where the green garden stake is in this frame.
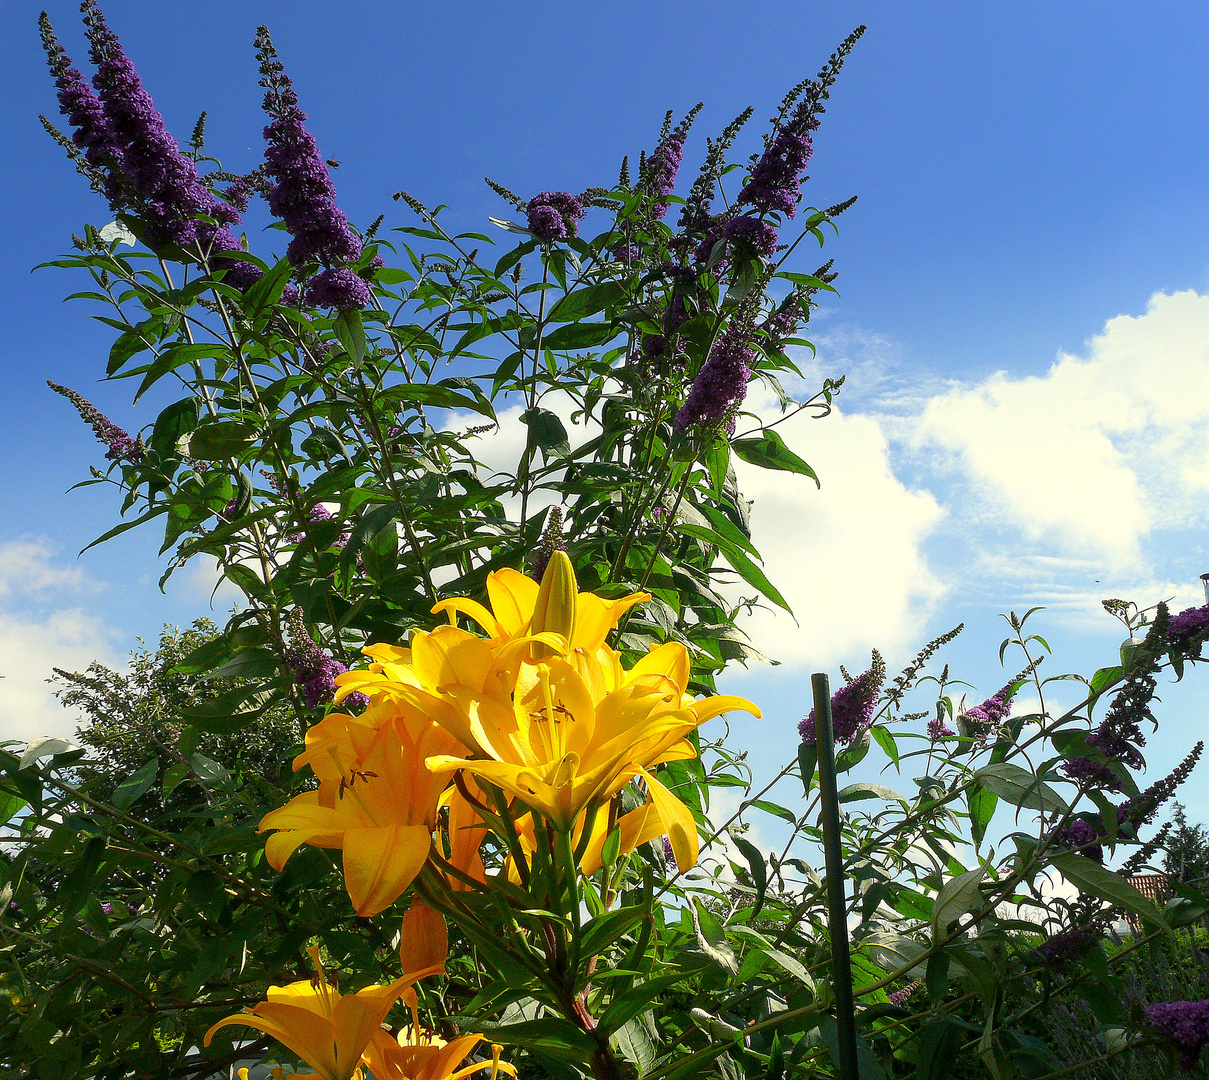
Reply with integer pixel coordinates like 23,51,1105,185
812,672,860,1080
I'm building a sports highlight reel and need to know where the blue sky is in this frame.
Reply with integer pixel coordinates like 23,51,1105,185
3,2,1208,835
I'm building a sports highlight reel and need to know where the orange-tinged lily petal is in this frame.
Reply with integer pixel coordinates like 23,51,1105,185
579,798,668,876
205,949,413,1080
573,590,649,651
342,824,432,917
400,896,447,980
637,766,698,872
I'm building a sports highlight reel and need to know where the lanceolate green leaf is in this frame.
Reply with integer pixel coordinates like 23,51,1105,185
732,430,820,486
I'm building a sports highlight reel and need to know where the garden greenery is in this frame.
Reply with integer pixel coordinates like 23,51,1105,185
5,5,1209,1079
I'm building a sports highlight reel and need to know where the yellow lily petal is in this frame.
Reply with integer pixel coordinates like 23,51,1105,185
573,590,649,651
400,896,448,980
579,799,667,876
342,825,432,917
430,596,502,638
686,694,762,724
485,569,539,639
637,766,698,872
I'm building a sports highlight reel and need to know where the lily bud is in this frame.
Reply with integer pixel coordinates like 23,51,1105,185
529,550,577,658
399,896,447,981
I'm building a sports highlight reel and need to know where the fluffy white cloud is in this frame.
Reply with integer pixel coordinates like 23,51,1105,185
733,395,947,668
0,540,121,745
914,289,1209,568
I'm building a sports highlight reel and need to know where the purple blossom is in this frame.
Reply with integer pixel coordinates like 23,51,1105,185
1034,923,1103,974
525,191,585,243
693,217,729,271
1145,1000,1209,1072
646,125,687,219
674,330,754,436
48,381,143,463
738,131,813,219
887,981,920,1006
100,902,113,915
958,681,1015,740
358,254,386,281
1168,604,1209,652
289,504,349,548
303,267,371,310
662,837,675,864
256,27,361,270
530,507,567,583
222,177,252,214
283,622,365,711
84,4,252,270
1050,816,1105,864
800,653,886,746
1119,742,1203,830
722,216,780,258
612,242,641,262
927,716,955,741
39,14,121,202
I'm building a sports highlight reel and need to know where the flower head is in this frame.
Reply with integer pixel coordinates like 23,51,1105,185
722,215,779,258
256,26,361,270
304,267,372,310
204,945,414,1080
674,329,754,436
1145,999,1209,1072
525,191,585,243
48,381,143,463
738,132,812,219
800,652,886,746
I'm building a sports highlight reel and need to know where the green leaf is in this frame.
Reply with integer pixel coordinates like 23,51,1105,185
170,634,231,675
521,407,570,461
968,785,998,846
162,762,190,794
676,522,791,612
746,798,798,826
692,899,738,975
149,396,201,460
838,783,906,804
184,420,257,460
871,725,900,768
333,307,367,364
931,866,986,935
798,742,818,793
598,972,688,1035
925,951,950,1004
202,647,280,682
732,430,820,486
242,256,295,316
0,788,27,827
915,1019,970,1080
731,834,768,918
972,762,1068,814
815,1015,887,1080
111,757,159,810
480,1018,599,1062
55,836,106,919
133,343,228,402
547,281,625,322
543,321,619,350
1050,853,1169,929
106,316,165,376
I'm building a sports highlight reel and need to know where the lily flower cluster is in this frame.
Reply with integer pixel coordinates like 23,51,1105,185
206,934,514,1080
258,553,759,916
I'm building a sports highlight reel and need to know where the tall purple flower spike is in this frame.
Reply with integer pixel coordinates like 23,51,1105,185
674,330,754,436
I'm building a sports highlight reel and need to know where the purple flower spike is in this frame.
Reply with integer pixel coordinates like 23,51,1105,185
722,216,780,258
800,653,886,747
303,267,371,310
1145,1000,1209,1072
48,381,143,463
256,27,361,270
283,617,365,711
83,3,251,267
526,191,585,243
739,132,813,220
646,126,687,219
1034,923,1103,974
674,330,754,436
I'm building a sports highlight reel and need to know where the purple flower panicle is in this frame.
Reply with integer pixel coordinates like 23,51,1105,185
303,267,371,310
739,132,813,220
958,681,1015,740
1050,816,1105,864
927,716,955,741
1145,1000,1209,1072
1034,923,1103,974
83,3,251,272
722,216,779,258
283,619,364,711
525,192,585,243
800,652,886,747
256,27,361,271
1169,604,1209,652
646,122,688,219
674,330,754,436
48,381,143,463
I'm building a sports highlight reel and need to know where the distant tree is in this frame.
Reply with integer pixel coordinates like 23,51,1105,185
1162,802,1209,886
52,618,302,818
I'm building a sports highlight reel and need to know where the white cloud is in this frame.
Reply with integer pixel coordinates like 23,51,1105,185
0,538,95,599
913,289,1209,568
0,540,122,745
734,396,947,668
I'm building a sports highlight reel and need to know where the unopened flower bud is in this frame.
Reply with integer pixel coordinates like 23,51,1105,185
530,551,577,658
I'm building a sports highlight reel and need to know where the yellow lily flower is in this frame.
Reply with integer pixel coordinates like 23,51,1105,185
204,946,412,1080
400,897,447,982
363,1017,515,1080
431,553,649,655
425,638,758,868
259,705,468,917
